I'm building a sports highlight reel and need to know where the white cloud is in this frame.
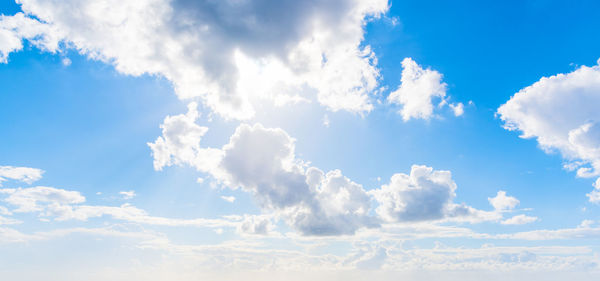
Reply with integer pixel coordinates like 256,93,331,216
3,0,389,119
497,220,600,240
0,186,239,228
587,178,600,204
150,109,505,234
61,57,71,66
322,114,330,128
387,58,462,121
0,186,85,213
220,196,235,203
150,113,377,235
237,215,274,235
0,166,44,185
148,102,223,171
0,12,61,63
488,190,520,211
497,60,600,202
0,206,11,215
0,215,21,225
119,190,136,200
449,102,464,116
502,214,538,225
370,165,497,223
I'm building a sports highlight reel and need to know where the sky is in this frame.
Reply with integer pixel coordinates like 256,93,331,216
1,0,600,280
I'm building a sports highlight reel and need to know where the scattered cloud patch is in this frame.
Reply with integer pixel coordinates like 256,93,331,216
370,165,498,223
61,57,71,66
323,114,330,128
502,214,539,225
0,166,44,185
0,12,61,63
148,102,222,171
237,215,274,235
220,196,235,203
0,185,238,229
0,186,85,213
587,178,600,204
119,190,136,200
387,58,463,121
488,191,520,211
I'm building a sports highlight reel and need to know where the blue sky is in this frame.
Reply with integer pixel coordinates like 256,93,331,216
2,1,600,280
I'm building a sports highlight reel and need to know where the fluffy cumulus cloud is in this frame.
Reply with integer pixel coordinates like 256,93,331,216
388,58,463,121
370,165,497,223
215,123,375,235
149,106,508,235
488,190,520,211
1,0,389,119
147,102,222,171
149,104,377,235
498,60,600,202
0,165,44,185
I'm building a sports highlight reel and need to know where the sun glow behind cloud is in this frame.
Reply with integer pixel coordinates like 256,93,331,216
1,0,600,280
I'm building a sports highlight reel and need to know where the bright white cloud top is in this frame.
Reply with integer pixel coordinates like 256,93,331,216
388,57,464,121
2,0,600,280
498,59,600,202
0,166,44,185
0,0,389,119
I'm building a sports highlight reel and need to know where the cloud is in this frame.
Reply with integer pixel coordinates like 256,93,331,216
488,190,520,211
218,124,376,235
449,102,464,116
370,165,497,223
0,206,11,215
0,186,85,212
237,215,274,235
497,220,600,240
587,178,600,204
148,102,222,171
149,106,378,235
0,185,239,228
2,0,389,119
0,215,21,225
220,196,235,203
119,190,136,200
61,57,71,66
0,12,61,63
387,58,462,121
502,214,538,225
497,59,600,202
150,108,505,234
0,165,44,185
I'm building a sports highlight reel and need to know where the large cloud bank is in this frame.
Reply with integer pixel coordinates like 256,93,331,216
0,0,389,119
